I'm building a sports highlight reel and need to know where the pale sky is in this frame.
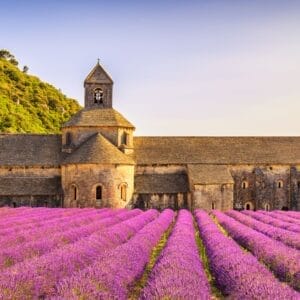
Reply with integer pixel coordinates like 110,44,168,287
1,0,300,135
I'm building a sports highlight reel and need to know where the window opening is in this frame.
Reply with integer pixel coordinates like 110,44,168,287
120,184,127,201
96,186,102,200
71,185,77,201
94,88,103,104
242,181,248,189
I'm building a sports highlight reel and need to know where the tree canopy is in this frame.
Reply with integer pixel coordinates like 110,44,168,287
0,49,81,133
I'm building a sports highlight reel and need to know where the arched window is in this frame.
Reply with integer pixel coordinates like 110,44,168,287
12,202,17,208
66,132,72,146
277,180,283,189
71,185,77,201
242,181,248,189
94,88,103,104
264,203,270,211
211,202,215,210
96,186,102,200
120,183,127,201
244,201,253,210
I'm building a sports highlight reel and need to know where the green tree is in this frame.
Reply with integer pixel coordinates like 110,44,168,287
0,50,81,133
0,49,19,66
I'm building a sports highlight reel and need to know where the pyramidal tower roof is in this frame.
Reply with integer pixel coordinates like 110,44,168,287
62,107,135,129
63,133,134,165
84,60,113,85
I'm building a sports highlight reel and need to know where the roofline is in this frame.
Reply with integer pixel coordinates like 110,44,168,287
0,133,61,137
61,162,135,166
0,164,61,168
192,182,234,185
84,62,114,84
133,135,300,138
62,124,135,129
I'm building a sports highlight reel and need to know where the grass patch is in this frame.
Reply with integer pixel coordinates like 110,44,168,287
193,219,224,300
128,213,177,299
211,213,249,254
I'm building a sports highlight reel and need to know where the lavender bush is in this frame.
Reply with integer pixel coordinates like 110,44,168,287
57,209,175,299
242,210,300,233
265,211,300,225
214,210,300,291
140,209,211,300
196,210,299,299
0,209,125,269
226,210,300,250
0,209,157,299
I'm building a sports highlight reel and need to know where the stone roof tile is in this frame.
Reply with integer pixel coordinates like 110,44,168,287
188,164,234,185
0,134,62,167
133,136,300,164
63,108,135,128
134,173,189,193
63,133,134,165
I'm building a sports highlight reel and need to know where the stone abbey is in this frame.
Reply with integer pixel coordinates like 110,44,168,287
0,62,300,211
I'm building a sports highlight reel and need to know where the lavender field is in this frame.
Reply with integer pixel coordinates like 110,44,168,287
0,207,299,299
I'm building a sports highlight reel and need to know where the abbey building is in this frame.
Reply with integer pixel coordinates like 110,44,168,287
0,63,300,211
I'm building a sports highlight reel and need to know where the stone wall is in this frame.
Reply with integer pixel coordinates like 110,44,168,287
231,165,291,210
192,184,233,210
0,195,61,207
62,126,134,151
62,163,134,208
0,166,62,207
133,192,189,210
290,166,300,210
133,164,189,210
0,166,60,177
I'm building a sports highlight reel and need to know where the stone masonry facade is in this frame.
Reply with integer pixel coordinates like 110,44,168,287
0,62,300,211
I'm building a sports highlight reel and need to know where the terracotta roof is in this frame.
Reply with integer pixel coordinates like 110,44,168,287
0,134,62,167
0,177,61,195
63,133,134,165
63,108,135,128
133,136,300,165
84,62,113,84
188,164,233,185
134,173,189,193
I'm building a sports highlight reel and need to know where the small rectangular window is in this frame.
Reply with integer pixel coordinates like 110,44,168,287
96,186,102,200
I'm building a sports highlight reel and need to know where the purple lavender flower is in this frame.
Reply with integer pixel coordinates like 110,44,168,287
213,210,300,292
242,210,300,233
197,210,300,298
265,211,300,225
0,209,157,299
140,209,211,300
226,210,300,250
56,209,175,300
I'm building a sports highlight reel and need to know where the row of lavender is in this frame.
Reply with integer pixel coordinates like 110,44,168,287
0,209,158,299
0,209,133,270
0,207,299,299
214,210,300,292
196,210,299,298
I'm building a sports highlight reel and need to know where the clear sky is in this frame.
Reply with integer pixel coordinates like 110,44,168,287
1,0,300,136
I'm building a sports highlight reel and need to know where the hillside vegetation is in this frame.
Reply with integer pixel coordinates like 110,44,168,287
0,50,81,133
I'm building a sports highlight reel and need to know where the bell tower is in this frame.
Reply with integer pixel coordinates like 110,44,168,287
84,60,113,108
